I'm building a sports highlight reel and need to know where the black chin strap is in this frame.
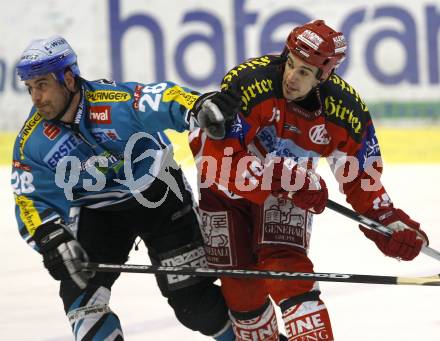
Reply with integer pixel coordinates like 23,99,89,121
53,89,78,121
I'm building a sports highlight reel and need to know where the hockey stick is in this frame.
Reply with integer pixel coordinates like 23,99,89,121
326,199,440,261
82,262,440,286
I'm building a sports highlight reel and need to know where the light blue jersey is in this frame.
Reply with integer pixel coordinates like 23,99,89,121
12,78,199,249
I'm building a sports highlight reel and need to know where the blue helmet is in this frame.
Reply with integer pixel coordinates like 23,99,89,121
16,35,80,82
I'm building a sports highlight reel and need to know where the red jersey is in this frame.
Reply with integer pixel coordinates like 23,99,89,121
190,55,388,214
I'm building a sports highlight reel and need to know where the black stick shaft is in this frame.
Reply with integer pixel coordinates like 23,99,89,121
82,262,440,286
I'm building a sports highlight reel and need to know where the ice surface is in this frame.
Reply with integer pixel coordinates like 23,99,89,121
1,163,439,340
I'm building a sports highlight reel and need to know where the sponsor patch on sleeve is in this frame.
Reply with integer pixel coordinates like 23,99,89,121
19,112,43,159
13,160,32,171
15,195,42,235
163,86,198,110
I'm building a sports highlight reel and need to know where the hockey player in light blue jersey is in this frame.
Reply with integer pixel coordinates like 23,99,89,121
12,35,238,341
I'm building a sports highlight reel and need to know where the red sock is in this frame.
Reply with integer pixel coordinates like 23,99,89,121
282,299,333,341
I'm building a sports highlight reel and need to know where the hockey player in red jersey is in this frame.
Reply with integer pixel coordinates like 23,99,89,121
190,20,429,340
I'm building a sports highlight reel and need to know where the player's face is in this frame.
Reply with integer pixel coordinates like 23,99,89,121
282,53,320,101
24,74,70,120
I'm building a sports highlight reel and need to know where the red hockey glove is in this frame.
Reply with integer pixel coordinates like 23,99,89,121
360,207,428,261
271,162,328,214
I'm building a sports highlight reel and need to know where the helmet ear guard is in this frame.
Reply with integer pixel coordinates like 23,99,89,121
284,20,347,81
53,62,81,85
16,36,81,83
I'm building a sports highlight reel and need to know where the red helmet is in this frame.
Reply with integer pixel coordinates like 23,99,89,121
284,20,347,81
